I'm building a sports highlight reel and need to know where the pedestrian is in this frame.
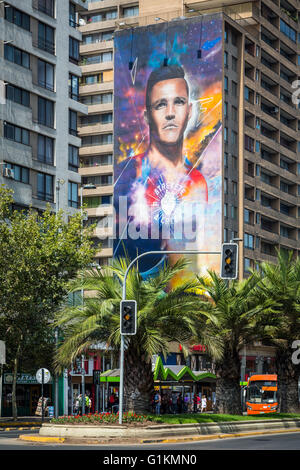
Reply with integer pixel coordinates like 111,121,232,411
171,393,178,414
183,394,189,413
193,393,198,413
74,394,80,415
201,395,207,413
77,394,83,415
154,391,161,415
85,393,91,414
108,393,115,412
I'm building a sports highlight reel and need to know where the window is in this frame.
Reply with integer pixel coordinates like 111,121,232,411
37,172,54,202
81,134,113,146
38,97,54,127
224,52,228,68
231,130,237,146
69,74,79,101
81,93,113,105
232,56,237,72
82,31,114,44
4,122,29,145
231,205,237,219
69,37,80,63
280,19,296,43
244,233,254,250
81,51,113,64
38,22,55,54
5,6,30,31
38,59,54,91
4,162,29,184
69,109,78,136
81,74,103,85
224,178,228,194
4,44,30,68
80,154,113,167
82,174,113,186
6,84,30,107
245,135,254,152
244,258,251,273
224,127,228,143
69,2,77,27
232,81,237,97
224,76,228,92
68,145,79,172
123,6,139,17
224,203,228,217
68,181,79,208
36,0,55,17
38,134,54,165
86,10,117,23
244,209,251,224
83,195,112,208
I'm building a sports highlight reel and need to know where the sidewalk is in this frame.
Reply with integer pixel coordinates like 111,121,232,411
0,416,51,427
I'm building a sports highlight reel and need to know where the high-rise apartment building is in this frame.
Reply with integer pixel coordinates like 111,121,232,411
0,0,87,214
78,0,300,282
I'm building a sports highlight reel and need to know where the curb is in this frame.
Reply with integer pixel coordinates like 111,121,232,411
19,428,300,445
141,428,300,444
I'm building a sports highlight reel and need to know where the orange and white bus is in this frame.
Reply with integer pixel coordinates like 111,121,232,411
246,374,278,415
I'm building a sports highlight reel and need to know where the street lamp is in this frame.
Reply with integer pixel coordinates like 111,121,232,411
79,183,96,413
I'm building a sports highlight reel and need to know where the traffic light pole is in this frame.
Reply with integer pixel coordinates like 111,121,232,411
119,249,220,425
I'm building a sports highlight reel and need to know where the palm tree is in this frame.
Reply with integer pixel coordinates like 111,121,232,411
194,271,276,415
251,250,300,413
54,257,205,414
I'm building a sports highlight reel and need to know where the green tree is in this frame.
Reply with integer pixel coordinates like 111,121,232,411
54,257,204,414
0,185,95,418
252,250,300,413
195,271,276,415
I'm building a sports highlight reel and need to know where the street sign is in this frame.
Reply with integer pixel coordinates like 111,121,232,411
36,368,51,384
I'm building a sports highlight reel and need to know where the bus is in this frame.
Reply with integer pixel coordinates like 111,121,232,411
246,374,278,415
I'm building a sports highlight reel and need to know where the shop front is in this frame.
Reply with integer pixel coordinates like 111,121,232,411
2,373,53,417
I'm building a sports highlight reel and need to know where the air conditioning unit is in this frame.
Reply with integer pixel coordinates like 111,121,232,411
3,167,14,179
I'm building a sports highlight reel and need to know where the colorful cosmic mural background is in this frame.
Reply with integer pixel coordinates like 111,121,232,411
113,14,223,283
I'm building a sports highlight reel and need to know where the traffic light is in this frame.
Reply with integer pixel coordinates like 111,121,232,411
220,243,238,280
120,300,137,335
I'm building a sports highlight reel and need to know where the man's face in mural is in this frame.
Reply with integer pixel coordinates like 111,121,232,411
145,78,192,148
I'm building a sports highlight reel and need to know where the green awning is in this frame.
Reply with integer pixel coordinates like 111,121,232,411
98,357,216,384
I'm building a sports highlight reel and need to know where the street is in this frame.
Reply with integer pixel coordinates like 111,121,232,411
1,429,300,451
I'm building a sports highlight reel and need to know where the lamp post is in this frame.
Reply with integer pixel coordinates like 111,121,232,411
118,249,221,425
79,183,96,414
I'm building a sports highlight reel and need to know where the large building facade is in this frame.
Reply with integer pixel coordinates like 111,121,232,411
77,0,300,382
78,0,300,276
0,0,87,214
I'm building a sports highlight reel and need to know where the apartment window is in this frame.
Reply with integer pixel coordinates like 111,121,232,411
68,145,79,172
244,209,251,224
224,52,228,68
4,44,30,68
4,122,29,146
68,181,79,208
69,37,80,63
69,2,77,27
69,74,79,101
35,0,55,17
69,109,78,136
82,31,114,44
231,131,237,147
244,258,251,273
4,162,29,184
232,106,238,122
80,113,113,126
81,93,113,105
232,181,237,195
82,174,113,186
122,6,139,17
38,22,55,55
5,6,30,31
38,97,54,128
244,233,254,250
280,19,296,43
231,206,237,220
83,195,112,208
224,127,228,143
232,56,237,72
81,74,103,85
224,203,228,217
255,141,260,153
37,173,54,202
86,10,117,23
224,76,228,92
81,51,113,65
224,178,228,194
81,134,113,146
81,154,113,167
38,59,54,91
38,134,54,165
6,84,30,107
280,225,290,238
232,81,237,97
245,135,254,152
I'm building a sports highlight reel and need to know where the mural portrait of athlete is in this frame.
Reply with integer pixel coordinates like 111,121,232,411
114,64,208,277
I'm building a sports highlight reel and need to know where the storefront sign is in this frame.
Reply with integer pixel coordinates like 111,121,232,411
4,373,53,385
